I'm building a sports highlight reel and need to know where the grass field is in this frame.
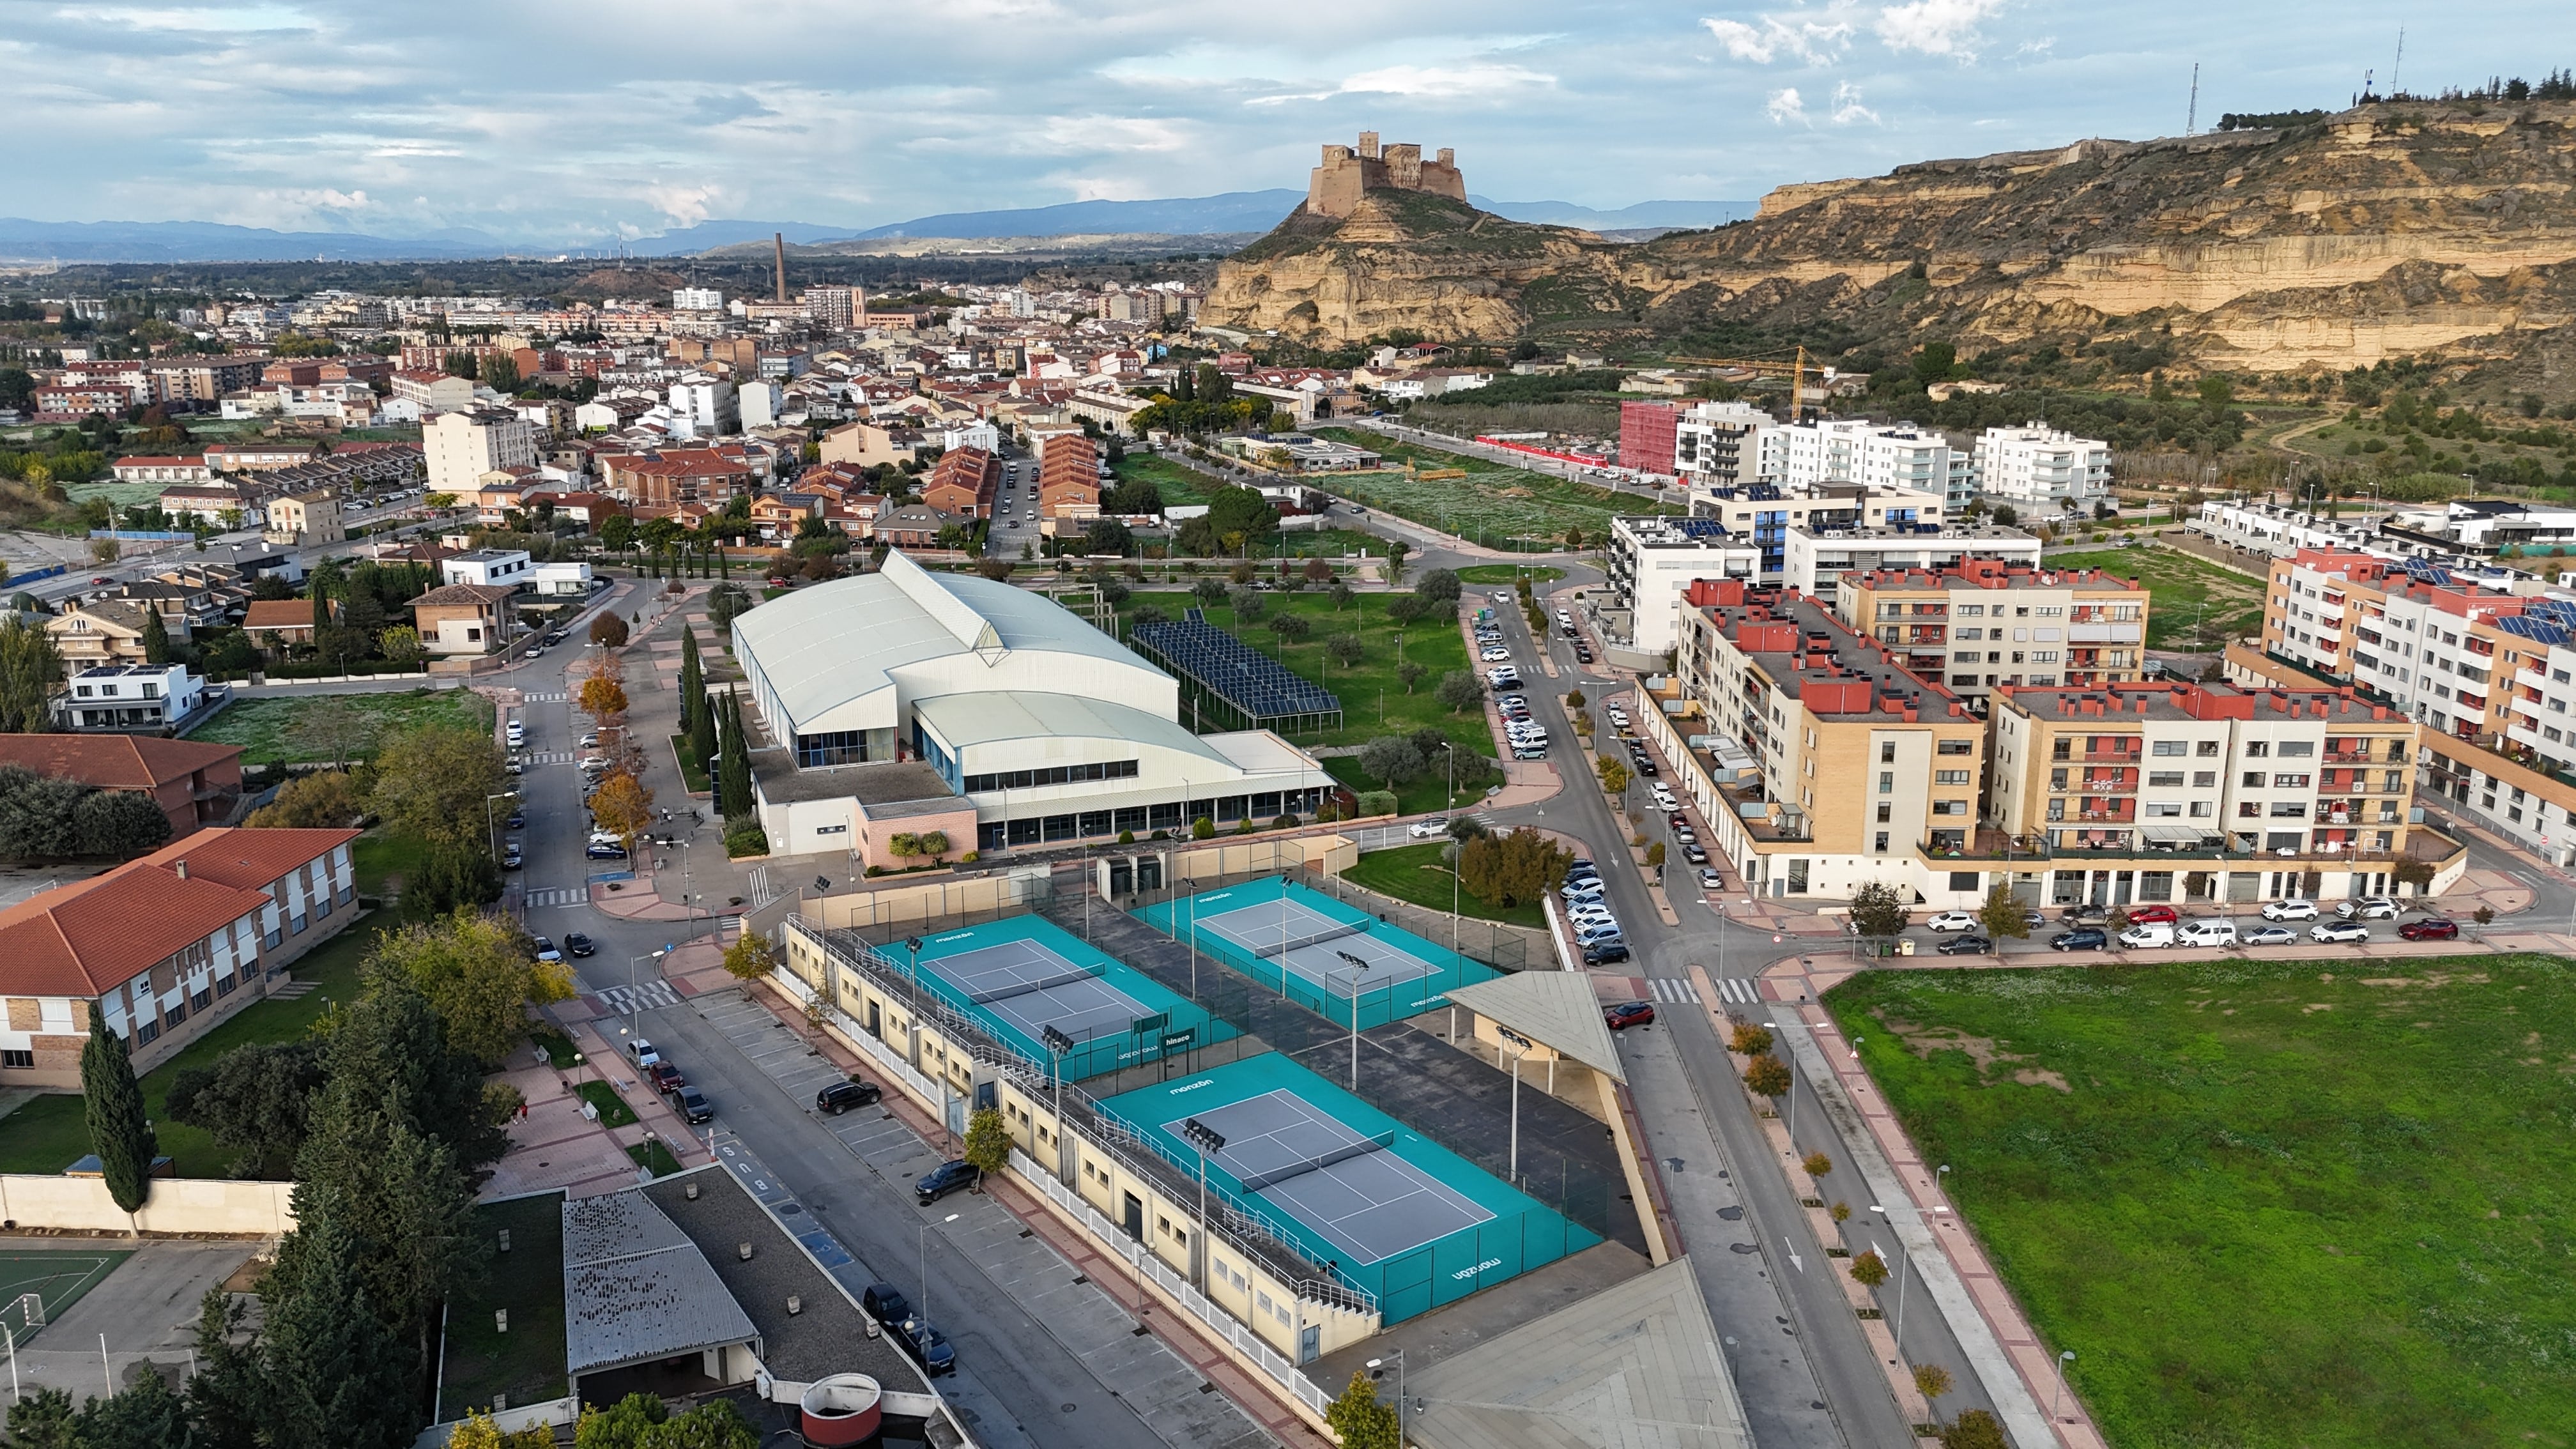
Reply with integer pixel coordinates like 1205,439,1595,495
1826,955,2576,1449
0,1249,134,1343
438,1193,569,1415
1108,452,1220,507
574,1079,637,1127
189,687,493,765
1455,564,1563,586
1323,757,1494,817
2046,544,2266,651
0,919,383,1177
1117,589,1495,755
1308,428,1678,548
1342,842,1541,925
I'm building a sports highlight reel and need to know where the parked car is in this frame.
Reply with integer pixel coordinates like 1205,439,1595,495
2240,924,2298,946
672,1086,714,1123
2117,923,2176,949
861,1285,956,1377
2337,896,2400,920
505,811,525,829
579,733,601,748
1480,647,1513,663
1408,817,1451,839
2058,905,2110,927
2175,919,2237,947
1581,941,1631,965
2125,904,2179,925
2397,917,2460,941
501,845,524,871
532,936,561,962
1937,933,1993,955
564,932,595,958
817,1078,884,1114
1925,910,1978,931
1604,1000,1656,1031
2050,928,2108,951
646,1061,685,1096
586,843,629,860
2309,920,2371,944
1681,844,1709,865
916,1159,979,1204
2261,899,2320,921
1698,867,1722,889
578,754,611,771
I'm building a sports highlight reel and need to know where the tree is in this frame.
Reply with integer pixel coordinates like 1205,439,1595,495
1203,484,1278,544
589,612,629,648
590,770,655,848
81,1010,155,1212
962,1105,1012,1183
717,690,753,820
1941,1409,2009,1449
1457,826,1572,908
72,790,170,857
690,687,718,778
1266,613,1311,642
1644,841,1666,871
406,840,502,919
1383,537,1409,585
261,1210,420,1449
1357,735,1425,789
187,1289,270,1449
0,616,63,732
369,723,506,848
1084,519,1132,556
1329,580,1354,610
1432,670,1482,714
3,1388,80,1449
677,627,704,740
1913,1363,1955,1423
1598,757,1630,796
721,934,776,983
917,829,949,864
289,693,371,769
1848,1248,1888,1287
577,673,630,725
378,625,422,669
139,608,171,665
1413,567,1461,604
1744,1053,1791,1098
448,1410,556,1448
1975,883,2029,943
1802,1151,1832,1179
0,772,86,857
1324,1372,1400,1449
1848,881,1910,940
166,1039,326,1178
1728,1022,1773,1055
369,908,572,1070
1321,632,1363,666
598,514,637,554
248,771,366,831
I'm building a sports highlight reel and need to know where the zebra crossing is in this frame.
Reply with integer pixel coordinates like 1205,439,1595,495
524,690,568,703
523,886,587,908
519,750,572,765
1646,976,1763,1006
597,979,682,1016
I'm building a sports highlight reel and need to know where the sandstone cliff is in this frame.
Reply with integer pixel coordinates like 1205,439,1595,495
1204,103,2576,390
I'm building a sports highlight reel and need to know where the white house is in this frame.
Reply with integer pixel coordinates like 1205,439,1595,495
440,548,535,589
57,663,204,732
1972,424,2113,510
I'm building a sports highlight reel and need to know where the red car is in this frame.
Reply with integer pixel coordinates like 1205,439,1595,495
645,1061,686,1095
2124,904,2179,925
2397,918,2460,941
1604,1000,1657,1031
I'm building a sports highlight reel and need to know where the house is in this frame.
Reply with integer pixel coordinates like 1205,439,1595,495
870,504,956,549
921,447,1001,519
0,735,244,839
55,663,206,733
203,442,319,473
263,489,344,546
45,601,155,668
410,583,518,656
1038,434,1101,521
466,469,538,523
0,827,359,1087
158,481,256,526
440,549,535,589
598,448,761,508
240,597,335,650
816,419,933,470
527,561,595,597
111,456,213,486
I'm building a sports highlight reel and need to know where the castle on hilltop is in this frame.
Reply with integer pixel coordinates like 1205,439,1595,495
1307,132,1466,218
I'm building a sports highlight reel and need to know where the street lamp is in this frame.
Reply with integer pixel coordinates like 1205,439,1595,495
1869,1204,1910,1354
904,935,923,1011
921,1211,959,1321
1498,1025,1532,1182
1365,1350,1406,1430
1179,1117,1226,1292
1334,950,1374,1089
624,948,666,1037
2052,1349,2076,1420
1041,1024,1075,1184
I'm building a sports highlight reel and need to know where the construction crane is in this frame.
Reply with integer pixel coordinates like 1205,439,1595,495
1662,347,1827,418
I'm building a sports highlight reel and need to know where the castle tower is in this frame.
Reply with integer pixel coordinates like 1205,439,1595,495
1358,131,1381,159
1306,132,1465,218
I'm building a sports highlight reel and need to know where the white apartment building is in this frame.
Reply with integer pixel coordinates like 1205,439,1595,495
1690,481,1947,583
1673,401,1774,489
670,376,740,438
424,408,538,495
1973,424,2113,510
440,549,534,589
673,287,724,311
1781,523,2044,595
1601,516,1762,654
2192,499,2380,558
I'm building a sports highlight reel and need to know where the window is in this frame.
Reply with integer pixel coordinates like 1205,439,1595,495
2193,772,2216,788
1937,739,1974,755
2189,801,2214,817
2198,740,2220,756
1933,800,1968,815
189,985,212,1011
1787,859,1809,893
1876,803,1892,822
2242,770,2265,788
1935,770,1971,785
1880,742,1896,763
2237,802,2262,818
963,760,1140,792
1873,832,1890,852
2245,741,2269,758
2277,740,2314,757
2146,802,2182,817
2272,773,2310,789
2152,740,2188,756
1879,772,1894,793
2269,801,2309,818
2148,770,2184,787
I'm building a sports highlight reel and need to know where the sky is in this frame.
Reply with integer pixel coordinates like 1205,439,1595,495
0,1,2550,244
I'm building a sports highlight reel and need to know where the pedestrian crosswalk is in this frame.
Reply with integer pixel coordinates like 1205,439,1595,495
524,886,587,907
1712,976,1760,1005
747,866,778,908
519,750,572,764
1646,976,1762,1006
525,690,568,703
598,979,681,1016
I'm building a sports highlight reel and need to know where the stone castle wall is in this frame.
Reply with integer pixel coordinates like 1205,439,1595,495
1307,132,1466,218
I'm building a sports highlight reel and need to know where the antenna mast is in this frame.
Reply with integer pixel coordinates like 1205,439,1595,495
2186,63,2200,135
2391,27,2404,95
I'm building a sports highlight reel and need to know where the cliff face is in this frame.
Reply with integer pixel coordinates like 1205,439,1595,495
1206,103,2576,388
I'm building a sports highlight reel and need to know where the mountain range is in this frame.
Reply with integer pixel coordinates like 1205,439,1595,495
0,194,1751,263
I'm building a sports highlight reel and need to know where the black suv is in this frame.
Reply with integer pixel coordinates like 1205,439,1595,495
816,1078,882,1114
2050,928,2108,951
861,1284,956,1376
915,1159,978,1204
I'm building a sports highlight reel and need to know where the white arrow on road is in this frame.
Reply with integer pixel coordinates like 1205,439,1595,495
1783,1238,1804,1273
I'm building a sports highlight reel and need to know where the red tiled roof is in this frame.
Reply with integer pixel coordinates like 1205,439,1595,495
142,826,358,893
0,861,272,999
0,734,241,790
243,599,326,629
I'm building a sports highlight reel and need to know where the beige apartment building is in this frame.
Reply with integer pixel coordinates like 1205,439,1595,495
1834,558,2149,702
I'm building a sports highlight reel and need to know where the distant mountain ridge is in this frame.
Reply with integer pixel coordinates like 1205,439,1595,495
0,217,502,263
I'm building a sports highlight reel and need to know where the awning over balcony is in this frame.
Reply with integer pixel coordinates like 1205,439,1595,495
2142,823,2215,845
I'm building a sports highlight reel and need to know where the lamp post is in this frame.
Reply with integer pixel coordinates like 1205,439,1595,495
1335,950,1374,1089
1041,1024,1075,1184
2052,1349,2076,1420
1499,1026,1532,1182
1365,1349,1406,1434
1180,1117,1226,1292
921,1211,958,1319
1870,1205,1910,1356
904,935,922,1011
623,949,665,1038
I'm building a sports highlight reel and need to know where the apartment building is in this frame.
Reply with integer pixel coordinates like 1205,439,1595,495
921,447,1001,519
2191,498,2381,559
670,375,740,437
1668,583,1986,901
1986,682,2423,911
1834,559,2149,702
1601,516,1760,654
1773,418,1956,500
391,370,479,411
1671,399,1772,488
1781,521,2043,595
1687,480,1947,580
424,408,538,494
1038,433,1101,521
1972,424,2113,511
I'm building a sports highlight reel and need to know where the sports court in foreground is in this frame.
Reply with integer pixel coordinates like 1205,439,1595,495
1100,1052,1598,1322
906,915,1238,1081
1135,876,1499,1031
0,1248,132,1346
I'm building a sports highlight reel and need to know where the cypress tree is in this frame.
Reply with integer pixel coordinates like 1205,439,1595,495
691,687,718,781
678,628,703,738
80,1010,155,1213
310,577,330,636
140,608,171,665
719,689,753,820
261,1209,418,1449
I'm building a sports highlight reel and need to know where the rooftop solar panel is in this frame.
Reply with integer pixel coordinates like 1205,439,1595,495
1133,619,1344,726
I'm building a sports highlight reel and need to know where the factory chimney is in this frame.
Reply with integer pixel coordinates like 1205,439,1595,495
773,232,788,303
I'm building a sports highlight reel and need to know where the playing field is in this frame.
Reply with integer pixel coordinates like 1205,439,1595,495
905,915,1236,1081
1137,875,1498,1029
0,1249,133,1345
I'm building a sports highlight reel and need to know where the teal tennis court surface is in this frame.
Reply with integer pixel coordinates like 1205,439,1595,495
1163,1089,1492,1266
910,916,1234,1080
1138,877,1499,1030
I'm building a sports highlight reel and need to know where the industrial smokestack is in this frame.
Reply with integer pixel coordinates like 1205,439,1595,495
774,232,788,303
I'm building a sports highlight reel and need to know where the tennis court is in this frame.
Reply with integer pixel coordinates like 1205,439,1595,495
0,1248,132,1346
1103,1052,1597,1322
911,916,1236,1081
1138,876,1498,1030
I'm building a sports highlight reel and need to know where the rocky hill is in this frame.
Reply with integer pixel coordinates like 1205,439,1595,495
1204,102,2576,392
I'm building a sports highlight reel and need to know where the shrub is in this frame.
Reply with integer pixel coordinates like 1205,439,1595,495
723,822,769,857
1729,1022,1773,1056
1272,813,1299,829
1353,791,1398,818
1191,816,1216,839
1117,829,1136,844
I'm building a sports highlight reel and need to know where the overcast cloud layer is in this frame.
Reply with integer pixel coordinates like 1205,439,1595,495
0,0,2538,245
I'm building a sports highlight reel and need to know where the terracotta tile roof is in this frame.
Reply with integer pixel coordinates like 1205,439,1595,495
0,860,272,999
142,826,359,893
0,734,241,789
243,599,328,629
412,583,516,608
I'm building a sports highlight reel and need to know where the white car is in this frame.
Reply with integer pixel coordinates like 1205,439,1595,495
1698,867,1722,889
2310,920,2371,944
578,755,611,772
2336,896,2400,920
2176,919,2237,947
1407,818,1451,839
2260,900,2320,921
579,733,601,748
1480,648,1513,663
1925,910,1979,932
1491,591,1512,602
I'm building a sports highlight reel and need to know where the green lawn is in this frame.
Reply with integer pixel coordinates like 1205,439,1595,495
2046,545,2266,651
668,733,712,794
574,1079,637,1127
1455,564,1564,586
1109,453,1220,507
188,687,493,765
627,1140,682,1177
1308,428,1678,549
438,1193,569,1415
1342,842,1542,925
1116,590,1492,754
1826,955,2576,1449
351,828,429,901
1324,758,1493,817
0,916,385,1177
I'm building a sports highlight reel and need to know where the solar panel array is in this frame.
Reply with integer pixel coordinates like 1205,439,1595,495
2405,558,2453,587
2501,597,2576,647
1133,619,1342,724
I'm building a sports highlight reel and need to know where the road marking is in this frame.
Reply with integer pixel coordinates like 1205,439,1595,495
524,691,569,703
598,980,681,1015
525,887,586,907
1648,977,1702,1004
1713,977,1760,1004
1784,1239,1804,1272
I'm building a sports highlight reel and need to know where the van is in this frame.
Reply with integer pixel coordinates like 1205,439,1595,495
2117,923,2175,949
2176,919,2236,947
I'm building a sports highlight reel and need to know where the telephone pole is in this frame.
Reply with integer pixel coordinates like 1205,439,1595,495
2186,63,2200,135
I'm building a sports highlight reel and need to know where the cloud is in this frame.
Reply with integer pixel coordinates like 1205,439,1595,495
1874,0,2006,59
1036,115,1190,153
1334,63,1555,99
1701,12,1855,65
642,183,728,228
1830,79,1881,124
1766,87,1808,125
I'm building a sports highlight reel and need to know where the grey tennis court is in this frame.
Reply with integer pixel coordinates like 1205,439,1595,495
1195,895,1439,1001
923,935,1155,1050
1167,1090,1493,1266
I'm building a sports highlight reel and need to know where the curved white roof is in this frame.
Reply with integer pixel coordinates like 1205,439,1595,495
733,551,1167,739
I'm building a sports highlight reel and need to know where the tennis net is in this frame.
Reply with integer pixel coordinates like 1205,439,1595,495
1238,1130,1397,1192
964,962,1100,1004
1248,916,1368,959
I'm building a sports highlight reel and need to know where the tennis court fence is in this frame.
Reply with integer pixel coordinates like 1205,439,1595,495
1119,861,1541,974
